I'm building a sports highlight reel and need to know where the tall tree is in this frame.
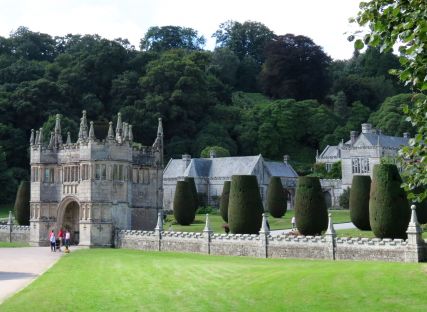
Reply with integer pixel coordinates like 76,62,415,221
259,34,331,101
212,20,275,64
354,0,427,202
140,26,205,52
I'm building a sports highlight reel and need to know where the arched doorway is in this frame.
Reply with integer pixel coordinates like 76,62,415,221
323,191,332,208
58,198,80,245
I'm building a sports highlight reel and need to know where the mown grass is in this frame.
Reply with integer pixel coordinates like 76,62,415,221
165,209,350,233
1,249,427,312
0,242,29,248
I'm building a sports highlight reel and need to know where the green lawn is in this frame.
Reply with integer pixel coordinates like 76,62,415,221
165,209,350,233
0,203,13,219
0,242,29,248
1,249,427,311
337,224,427,239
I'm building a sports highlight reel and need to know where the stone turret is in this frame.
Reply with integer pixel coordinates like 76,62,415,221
78,110,88,142
88,121,96,142
115,112,123,142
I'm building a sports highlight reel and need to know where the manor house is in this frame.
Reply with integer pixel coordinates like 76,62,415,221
163,153,298,211
316,123,409,192
29,112,163,247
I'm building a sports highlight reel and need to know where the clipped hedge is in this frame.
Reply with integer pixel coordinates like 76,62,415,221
267,177,287,218
173,181,196,225
228,175,263,234
219,181,231,222
184,177,199,212
350,175,371,231
412,187,427,224
369,164,410,239
14,181,30,225
294,176,328,235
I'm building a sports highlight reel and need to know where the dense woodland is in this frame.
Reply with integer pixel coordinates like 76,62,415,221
0,22,417,202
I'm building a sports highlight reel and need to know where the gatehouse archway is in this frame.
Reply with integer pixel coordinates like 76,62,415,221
57,197,80,245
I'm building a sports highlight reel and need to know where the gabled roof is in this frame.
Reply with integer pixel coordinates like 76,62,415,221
318,145,340,158
354,133,409,149
165,154,301,179
264,161,298,178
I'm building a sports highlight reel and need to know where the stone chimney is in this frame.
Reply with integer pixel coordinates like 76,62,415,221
403,132,410,139
182,154,191,168
283,155,290,164
209,149,216,158
361,123,372,134
350,131,357,145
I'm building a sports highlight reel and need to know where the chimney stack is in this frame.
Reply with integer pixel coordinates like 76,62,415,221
350,131,357,145
361,123,372,134
209,149,216,158
182,154,191,168
403,132,410,139
283,155,290,164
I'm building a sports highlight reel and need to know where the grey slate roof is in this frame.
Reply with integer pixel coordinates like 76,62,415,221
264,161,298,178
164,155,298,179
358,133,409,149
318,145,340,158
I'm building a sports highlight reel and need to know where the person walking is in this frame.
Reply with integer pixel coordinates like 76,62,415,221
65,229,71,249
291,216,296,230
57,228,64,251
49,230,56,252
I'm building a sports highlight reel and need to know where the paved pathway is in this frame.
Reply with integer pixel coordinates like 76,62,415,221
271,222,356,236
0,247,71,304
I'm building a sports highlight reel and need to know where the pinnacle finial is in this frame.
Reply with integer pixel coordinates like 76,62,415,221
157,117,163,137
203,213,212,233
35,130,40,145
128,125,133,142
88,121,96,141
326,213,336,235
48,131,54,149
7,210,13,225
115,112,123,141
123,122,128,141
78,110,88,142
107,121,115,141
259,213,270,235
155,211,163,232
66,131,71,144
38,128,44,145
30,129,35,145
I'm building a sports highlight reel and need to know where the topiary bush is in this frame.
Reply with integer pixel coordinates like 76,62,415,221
219,181,231,222
14,181,30,225
173,181,196,225
184,177,199,212
267,177,287,218
350,175,371,231
294,176,328,235
228,175,263,234
369,164,410,239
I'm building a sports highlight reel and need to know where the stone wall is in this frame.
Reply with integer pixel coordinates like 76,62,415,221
115,230,427,263
0,225,30,243
116,209,427,263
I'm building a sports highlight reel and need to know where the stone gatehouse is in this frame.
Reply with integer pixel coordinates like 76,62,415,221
29,111,163,247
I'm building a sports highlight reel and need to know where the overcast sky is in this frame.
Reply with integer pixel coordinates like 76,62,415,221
0,0,362,60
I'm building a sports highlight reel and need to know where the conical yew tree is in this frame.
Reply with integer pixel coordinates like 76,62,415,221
369,164,410,239
350,175,371,230
14,181,30,225
184,177,199,212
228,175,263,234
173,181,196,225
294,176,328,235
412,186,427,224
267,177,287,218
220,181,231,222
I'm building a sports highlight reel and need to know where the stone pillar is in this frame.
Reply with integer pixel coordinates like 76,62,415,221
203,214,213,254
7,211,13,243
154,211,163,251
405,205,425,262
325,213,336,260
259,213,269,258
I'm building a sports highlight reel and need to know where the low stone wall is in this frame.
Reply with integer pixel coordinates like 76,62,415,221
0,224,30,243
115,229,427,263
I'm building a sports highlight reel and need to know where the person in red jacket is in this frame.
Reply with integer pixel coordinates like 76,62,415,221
57,228,64,251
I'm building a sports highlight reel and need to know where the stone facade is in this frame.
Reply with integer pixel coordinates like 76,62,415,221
317,123,409,191
29,112,164,247
116,207,427,263
163,154,298,211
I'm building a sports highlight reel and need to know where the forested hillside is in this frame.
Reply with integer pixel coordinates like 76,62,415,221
0,23,415,201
